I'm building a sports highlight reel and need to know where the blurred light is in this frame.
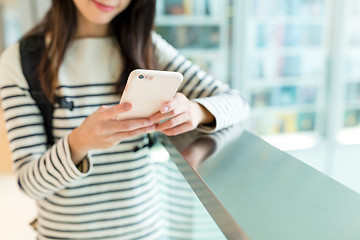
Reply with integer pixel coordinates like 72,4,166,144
337,128,360,145
263,133,317,151
150,143,170,163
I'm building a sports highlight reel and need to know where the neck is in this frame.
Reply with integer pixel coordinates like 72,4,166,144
76,14,110,38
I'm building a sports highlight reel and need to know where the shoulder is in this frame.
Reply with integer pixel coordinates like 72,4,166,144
151,31,179,65
151,31,163,45
151,31,164,44
0,42,28,89
151,31,176,52
0,42,20,66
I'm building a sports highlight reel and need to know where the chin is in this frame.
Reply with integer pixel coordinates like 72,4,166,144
90,16,114,25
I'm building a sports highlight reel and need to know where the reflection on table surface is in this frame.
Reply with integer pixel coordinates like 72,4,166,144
161,125,360,240
149,142,227,240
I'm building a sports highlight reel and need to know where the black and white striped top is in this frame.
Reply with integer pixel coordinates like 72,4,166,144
0,32,249,239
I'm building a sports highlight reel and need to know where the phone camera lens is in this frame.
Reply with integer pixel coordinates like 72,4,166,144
139,75,144,79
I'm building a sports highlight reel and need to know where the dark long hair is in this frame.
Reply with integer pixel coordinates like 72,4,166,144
24,0,156,102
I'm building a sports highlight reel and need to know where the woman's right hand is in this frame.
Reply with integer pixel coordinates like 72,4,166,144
68,102,155,165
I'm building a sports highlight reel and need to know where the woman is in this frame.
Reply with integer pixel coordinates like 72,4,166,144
0,0,249,239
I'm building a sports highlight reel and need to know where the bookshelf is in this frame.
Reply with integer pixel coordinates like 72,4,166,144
234,0,330,150
336,0,360,145
4,0,357,151
155,0,230,83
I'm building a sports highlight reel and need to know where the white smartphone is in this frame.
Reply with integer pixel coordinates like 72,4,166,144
115,69,183,121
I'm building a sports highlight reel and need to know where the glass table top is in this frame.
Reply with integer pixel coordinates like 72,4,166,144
158,125,360,240
149,141,228,240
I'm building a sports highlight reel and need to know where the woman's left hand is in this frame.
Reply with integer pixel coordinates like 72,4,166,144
149,93,214,136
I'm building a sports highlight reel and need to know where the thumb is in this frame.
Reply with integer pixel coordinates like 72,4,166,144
105,102,132,120
97,105,111,112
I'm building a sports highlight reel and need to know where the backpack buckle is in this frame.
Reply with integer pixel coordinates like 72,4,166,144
55,97,74,111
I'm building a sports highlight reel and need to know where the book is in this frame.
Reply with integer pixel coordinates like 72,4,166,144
278,113,297,133
164,0,186,15
344,109,360,127
297,112,316,131
156,25,220,49
251,89,272,107
272,86,297,106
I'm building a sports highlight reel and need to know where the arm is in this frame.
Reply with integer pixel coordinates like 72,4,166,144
0,44,91,200
0,43,155,199
150,32,250,134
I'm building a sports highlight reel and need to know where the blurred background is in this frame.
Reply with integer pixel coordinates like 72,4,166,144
1,0,360,238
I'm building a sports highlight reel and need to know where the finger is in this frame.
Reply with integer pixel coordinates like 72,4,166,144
103,102,132,120
111,125,156,141
159,122,194,136
155,113,188,131
160,92,185,114
97,105,111,112
150,103,187,123
107,118,154,133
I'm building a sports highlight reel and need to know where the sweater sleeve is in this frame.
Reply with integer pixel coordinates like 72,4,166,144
0,43,92,200
152,32,250,132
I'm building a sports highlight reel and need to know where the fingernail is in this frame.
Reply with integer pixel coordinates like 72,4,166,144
123,103,131,111
161,106,169,113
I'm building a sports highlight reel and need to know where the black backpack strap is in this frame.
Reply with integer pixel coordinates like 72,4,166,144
20,35,54,146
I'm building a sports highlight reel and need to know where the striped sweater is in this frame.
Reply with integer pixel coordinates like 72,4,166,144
0,32,249,239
